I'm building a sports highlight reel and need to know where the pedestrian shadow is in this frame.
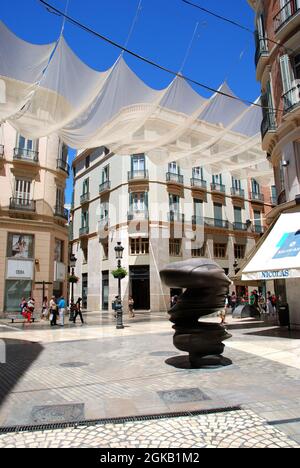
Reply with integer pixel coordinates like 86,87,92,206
0,338,43,407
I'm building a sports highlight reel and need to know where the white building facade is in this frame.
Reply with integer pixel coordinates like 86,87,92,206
70,147,275,313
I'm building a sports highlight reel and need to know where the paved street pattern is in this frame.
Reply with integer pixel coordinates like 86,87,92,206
0,409,298,448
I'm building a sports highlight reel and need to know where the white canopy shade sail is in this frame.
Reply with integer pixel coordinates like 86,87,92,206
242,213,300,281
0,21,272,179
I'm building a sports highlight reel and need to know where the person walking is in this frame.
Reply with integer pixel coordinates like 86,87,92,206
58,296,66,327
41,296,48,320
49,296,58,326
128,296,135,318
73,297,84,324
230,292,237,312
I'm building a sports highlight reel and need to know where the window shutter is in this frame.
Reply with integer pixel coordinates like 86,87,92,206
280,55,294,94
144,191,148,209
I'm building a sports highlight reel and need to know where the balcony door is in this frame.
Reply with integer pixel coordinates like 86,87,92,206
193,167,203,180
130,192,148,212
169,194,180,214
15,179,31,205
131,154,145,172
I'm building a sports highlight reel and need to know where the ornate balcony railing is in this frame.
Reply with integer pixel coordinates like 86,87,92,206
211,183,226,193
79,225,89,237
80,192,90,204
204,217,229,229
274,0,300,33
166,172,184,184
55,205,69,220
250,192,265,203
57,159,70,175
10,197,36,212
128,170,149,181
191,178,207,190
255,33,269,67
231,187,245,198
261,111,277,139
282,83,300,113
99,180,111,194
233,222,248,231
13,148,39,163
128,210,149,221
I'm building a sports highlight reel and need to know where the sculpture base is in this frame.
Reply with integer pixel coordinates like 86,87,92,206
166,354,232,369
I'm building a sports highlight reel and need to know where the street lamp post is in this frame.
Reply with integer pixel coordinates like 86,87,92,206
114,242,125,330
69,253,77,321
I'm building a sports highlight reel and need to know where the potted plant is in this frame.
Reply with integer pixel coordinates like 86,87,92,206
68,274,79,284
111,267,128,279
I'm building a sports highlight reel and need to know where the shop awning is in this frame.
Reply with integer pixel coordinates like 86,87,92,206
242,213,300,281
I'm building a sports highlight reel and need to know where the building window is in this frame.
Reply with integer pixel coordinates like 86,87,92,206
191,242,206,258
212,174,223,185
7,233,34,259
82,178,89,195
254,210,262,233
100,201,109,220
130,192,148,212
17,135,38,152
54,239,64,262
214,203,223,221
130,238,149,255
214,243,227,259
14,179,31,203
82,247,88,265
234,244,246,260
251,179,260,194
85,155,90,169
169,239,182,257
194,199,203,219
81,210,89,228
102,242,109,260
193,167,203,180
102,165,110,183
56,187,65,209
234,206,242,224
131,154,145,172
168,161,180,174
169,194,180,213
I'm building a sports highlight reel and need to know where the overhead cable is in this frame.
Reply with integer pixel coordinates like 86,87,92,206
38,0,283,112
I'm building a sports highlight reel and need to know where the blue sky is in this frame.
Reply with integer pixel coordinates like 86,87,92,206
1,0,258,202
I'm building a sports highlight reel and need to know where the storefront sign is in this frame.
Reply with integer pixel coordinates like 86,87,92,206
6,259,34,279
55,262,66,282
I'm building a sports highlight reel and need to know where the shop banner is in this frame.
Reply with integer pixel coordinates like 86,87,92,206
6,259,34,279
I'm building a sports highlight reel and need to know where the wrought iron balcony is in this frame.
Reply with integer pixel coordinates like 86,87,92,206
13,148,39,163
55,205,69,220
80,192,90,204
233,222,248,231
210,183,226,193
128,210,149,221
255,33,269,67
57,159,70,175
99,180,111,194
231,187,245,198
274,0,300,33
191,178,207,190
168,211,185,223
9,197,36,212
166,172,184,184
283,83,300,114
204,217,229,229
0,144,4,158
250,192,265,203
128,170,149,181
261,111,277,139
79,225,89,237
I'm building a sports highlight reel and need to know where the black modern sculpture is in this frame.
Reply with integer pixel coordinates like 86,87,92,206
160,259,232,368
